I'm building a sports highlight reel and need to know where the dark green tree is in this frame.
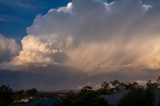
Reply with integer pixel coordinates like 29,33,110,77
0,85,14,106
27,88,37,96
95,97,111,106
156,76,160,89
67,86,100,106
118,88,154,106
99,82,111,94
146,80,158,89
80,86,93,94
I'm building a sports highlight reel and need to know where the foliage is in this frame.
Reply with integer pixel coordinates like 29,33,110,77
1,76,160,106
62,86,111,106
26,88,37,96
118,87,154,106
146,80,158,89
0,85,14,106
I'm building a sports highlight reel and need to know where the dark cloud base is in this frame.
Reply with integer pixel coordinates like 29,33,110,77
0,66,159,91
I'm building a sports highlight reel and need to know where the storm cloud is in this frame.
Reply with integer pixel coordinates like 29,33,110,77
13,0,160,71
1,0,160,90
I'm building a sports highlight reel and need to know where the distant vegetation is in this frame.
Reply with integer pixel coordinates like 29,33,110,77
1,76,160,106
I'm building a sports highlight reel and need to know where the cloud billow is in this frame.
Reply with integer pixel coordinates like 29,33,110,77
19,0,160,71
0,34,20,63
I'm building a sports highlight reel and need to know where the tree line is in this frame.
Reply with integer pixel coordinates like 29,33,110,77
1,76,160,106
62,76,160,106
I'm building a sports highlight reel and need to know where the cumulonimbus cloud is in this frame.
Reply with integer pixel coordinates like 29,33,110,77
3,0,160,74
1,0,160,90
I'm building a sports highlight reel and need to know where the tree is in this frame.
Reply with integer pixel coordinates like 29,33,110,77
124,81,140,90
156,76,160,88
99,82,110,94
80,86,93,94
118,88,154,106
146,80,158,89
111,80,120,87
101,82,109,90
27,88,37,96
156,76,160,83
17,90,25,95
110,80,121,92
74,91,97,106
0,85,14,106
73,86,99,106
95,97,111,106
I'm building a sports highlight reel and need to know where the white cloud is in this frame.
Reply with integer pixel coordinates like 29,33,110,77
3,0,160,75
11,35,69,66
57,2,73,13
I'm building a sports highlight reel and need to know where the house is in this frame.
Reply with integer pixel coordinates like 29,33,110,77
20,97,33,103
20,98,61,106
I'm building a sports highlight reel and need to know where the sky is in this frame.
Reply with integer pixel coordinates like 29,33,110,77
0,0,160,91
0,0,70,40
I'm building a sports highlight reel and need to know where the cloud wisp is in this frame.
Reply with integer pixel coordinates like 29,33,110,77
0,0,43,9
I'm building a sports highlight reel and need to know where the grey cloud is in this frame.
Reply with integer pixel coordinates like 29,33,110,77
0,34,20,62
53,52,68,64
0,66,160,90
